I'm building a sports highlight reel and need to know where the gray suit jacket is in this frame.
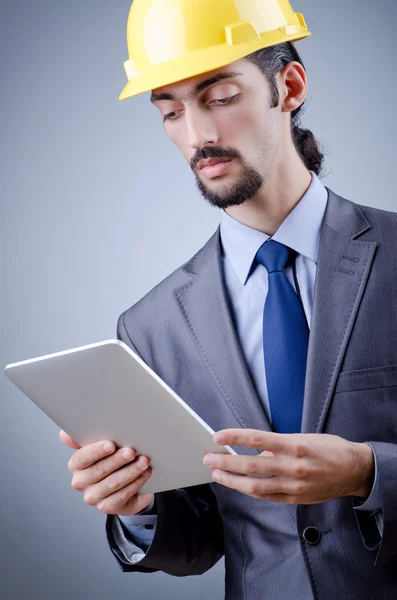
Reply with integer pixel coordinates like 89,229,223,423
106,188,397,599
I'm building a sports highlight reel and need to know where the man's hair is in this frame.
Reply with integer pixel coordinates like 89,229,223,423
245,42,325,176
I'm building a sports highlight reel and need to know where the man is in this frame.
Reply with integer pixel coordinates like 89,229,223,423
61,1,397,598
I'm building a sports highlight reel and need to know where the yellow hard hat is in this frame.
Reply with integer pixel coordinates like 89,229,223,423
119,0,311,101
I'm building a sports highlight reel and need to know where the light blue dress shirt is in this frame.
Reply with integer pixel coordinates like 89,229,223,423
113,171,382,563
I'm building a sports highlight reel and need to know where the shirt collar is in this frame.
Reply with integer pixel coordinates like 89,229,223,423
219,171,329,286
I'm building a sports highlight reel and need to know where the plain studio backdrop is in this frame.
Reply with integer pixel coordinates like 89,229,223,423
1,0,396,598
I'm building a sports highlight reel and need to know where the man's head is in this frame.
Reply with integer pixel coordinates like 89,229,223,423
150,42,324,209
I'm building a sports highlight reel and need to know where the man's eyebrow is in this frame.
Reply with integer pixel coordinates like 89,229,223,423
150,72,243,104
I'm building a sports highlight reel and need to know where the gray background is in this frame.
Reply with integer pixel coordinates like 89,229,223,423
1,0,396,598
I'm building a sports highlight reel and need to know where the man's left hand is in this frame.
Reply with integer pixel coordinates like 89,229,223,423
203,430,375,505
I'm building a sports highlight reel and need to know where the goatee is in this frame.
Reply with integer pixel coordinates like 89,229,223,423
194,161,263,209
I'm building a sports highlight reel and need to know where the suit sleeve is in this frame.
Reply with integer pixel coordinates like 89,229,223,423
353,441,397,567
105,312,224,575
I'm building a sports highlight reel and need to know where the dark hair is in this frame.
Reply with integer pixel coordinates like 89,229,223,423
244,42,325,176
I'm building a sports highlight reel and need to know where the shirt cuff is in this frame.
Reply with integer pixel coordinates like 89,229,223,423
111,515,151,565
353,443,382,513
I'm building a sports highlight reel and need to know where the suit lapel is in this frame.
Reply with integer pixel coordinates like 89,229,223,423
301,188,378,432
174,228,271,455
173,188,378,444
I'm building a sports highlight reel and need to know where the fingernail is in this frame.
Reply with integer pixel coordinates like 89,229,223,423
137,456,149,469
203,455,215,467
122,449,133,460
103,442,113,453
212,470,221,481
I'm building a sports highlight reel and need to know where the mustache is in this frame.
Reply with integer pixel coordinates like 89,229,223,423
191,147,240,170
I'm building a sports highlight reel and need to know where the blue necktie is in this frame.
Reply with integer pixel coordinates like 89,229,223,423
255,240,309,433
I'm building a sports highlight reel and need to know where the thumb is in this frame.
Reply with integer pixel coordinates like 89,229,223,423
59,429,81,450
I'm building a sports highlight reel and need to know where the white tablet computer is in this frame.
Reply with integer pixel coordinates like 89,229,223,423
4,339,236,494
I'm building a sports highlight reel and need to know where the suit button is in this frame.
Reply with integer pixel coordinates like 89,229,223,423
303,527,321,545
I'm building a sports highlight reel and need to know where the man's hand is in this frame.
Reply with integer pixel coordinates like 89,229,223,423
60,430,154,516
203,429,375,505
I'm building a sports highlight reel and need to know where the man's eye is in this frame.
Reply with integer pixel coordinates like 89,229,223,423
163,111,179,122
210,95,237,105
163,95,238,122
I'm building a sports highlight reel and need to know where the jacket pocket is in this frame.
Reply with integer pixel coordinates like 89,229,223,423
334,364,397,394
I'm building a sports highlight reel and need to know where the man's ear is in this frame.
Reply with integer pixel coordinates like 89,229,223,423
279,62,307,114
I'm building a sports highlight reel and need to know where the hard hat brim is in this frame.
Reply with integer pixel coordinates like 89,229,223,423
119,29,311,101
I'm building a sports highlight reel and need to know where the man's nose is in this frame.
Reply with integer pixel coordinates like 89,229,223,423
185,106,219,150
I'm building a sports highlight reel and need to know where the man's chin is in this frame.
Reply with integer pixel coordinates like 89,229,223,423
194,166,263,208
198,188,249,210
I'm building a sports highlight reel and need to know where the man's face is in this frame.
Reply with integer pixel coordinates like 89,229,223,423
150,58,284,209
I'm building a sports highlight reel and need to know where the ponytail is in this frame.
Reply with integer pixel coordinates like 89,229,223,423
245,42,325,176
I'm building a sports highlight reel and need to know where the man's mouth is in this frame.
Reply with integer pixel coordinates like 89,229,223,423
198,159,232,179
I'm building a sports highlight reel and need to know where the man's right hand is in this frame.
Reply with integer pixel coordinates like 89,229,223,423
59,430,154,516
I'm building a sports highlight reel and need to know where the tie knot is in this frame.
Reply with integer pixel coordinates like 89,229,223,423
255,240,292,274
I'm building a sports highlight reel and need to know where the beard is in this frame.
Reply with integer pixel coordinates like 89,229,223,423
191,147,263,209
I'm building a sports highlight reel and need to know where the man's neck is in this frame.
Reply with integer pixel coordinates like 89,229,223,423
224,165,312,236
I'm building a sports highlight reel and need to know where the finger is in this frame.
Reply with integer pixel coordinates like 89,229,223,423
68,440,116,472
60,430,81,449
205,454,300,479
83,456,152,506
71,447,138,490
213,429,294,453
203,453,278,476
96,470,153,514
211,470,297,498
